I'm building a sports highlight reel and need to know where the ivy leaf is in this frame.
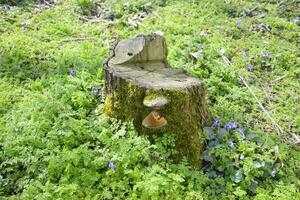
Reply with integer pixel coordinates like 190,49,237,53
207,139,219,147
246,133,264,145
217,128,229,142
254,161,265,168
203,127,215,140
248,181,258,193
246,133,259,140
202,150,216,162
232,169,244,183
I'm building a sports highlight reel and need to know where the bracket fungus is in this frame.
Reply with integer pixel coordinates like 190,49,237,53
103,32,211,167
143,96,169,109
142,110,167,129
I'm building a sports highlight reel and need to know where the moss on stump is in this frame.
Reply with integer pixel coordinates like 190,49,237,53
103,32,211,167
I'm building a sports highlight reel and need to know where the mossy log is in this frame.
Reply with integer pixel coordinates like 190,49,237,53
103,32,211,167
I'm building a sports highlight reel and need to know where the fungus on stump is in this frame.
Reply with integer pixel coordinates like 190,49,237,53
103,32,211,167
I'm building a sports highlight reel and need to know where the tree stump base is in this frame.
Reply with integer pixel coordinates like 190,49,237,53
103,32,211,167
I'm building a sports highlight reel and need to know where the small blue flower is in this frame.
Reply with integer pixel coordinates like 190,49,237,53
91,86,101,96
246,64,254,72
237,128,245,138
211,119,220,128
228,139,235,149
69,69,76,77
261,51,271,59
108,161,116,170
199,44,205,49
224,121,237,130
242,50,248,57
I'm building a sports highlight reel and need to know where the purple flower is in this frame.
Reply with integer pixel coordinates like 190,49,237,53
237,128,245,138
211,119,220,128
224,121,237,130
261,51,271,59
242,50,248,57
91,86,101,96
69,69,76,77
247,64,254,72
108,161,116,170
228,139,235,149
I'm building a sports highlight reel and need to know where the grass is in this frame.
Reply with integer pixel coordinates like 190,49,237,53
0,0,299,199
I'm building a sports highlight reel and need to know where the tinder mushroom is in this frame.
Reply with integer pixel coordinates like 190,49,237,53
143,96,168,109
142,110,167,129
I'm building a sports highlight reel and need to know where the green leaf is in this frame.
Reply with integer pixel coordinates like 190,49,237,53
203,127,215,140
232,169,244,183
217,128,229,141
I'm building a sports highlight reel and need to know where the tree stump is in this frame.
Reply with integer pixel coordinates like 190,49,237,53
103,32,211,167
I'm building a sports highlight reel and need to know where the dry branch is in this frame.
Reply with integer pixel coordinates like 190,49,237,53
219,53,290,139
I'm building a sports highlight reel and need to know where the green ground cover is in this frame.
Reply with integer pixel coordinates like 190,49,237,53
0,0,299,199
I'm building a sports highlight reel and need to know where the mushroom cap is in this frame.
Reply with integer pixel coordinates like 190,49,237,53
142,110,167,129
143,96,168,108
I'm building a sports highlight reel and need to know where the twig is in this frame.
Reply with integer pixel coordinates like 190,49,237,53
43,1,52,6
58,37,98,45
11,0,17,5
72,13,114,24
221,55,231,66
270,74,289,84
82,17,110,23
239,75,284,136
291,133,300,144
281,47,298,52
127,18,144,28
220,53,285,136
249,5,258,13
152,11,163,20
232,58,300,144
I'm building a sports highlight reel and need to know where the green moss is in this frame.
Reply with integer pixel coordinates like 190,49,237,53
104,80,211,167
104,81,145,121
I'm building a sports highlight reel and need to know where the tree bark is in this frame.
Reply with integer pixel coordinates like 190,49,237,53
103,32,211,167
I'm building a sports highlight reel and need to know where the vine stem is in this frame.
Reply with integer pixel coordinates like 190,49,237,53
239,75,284,136
219,53,288,139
